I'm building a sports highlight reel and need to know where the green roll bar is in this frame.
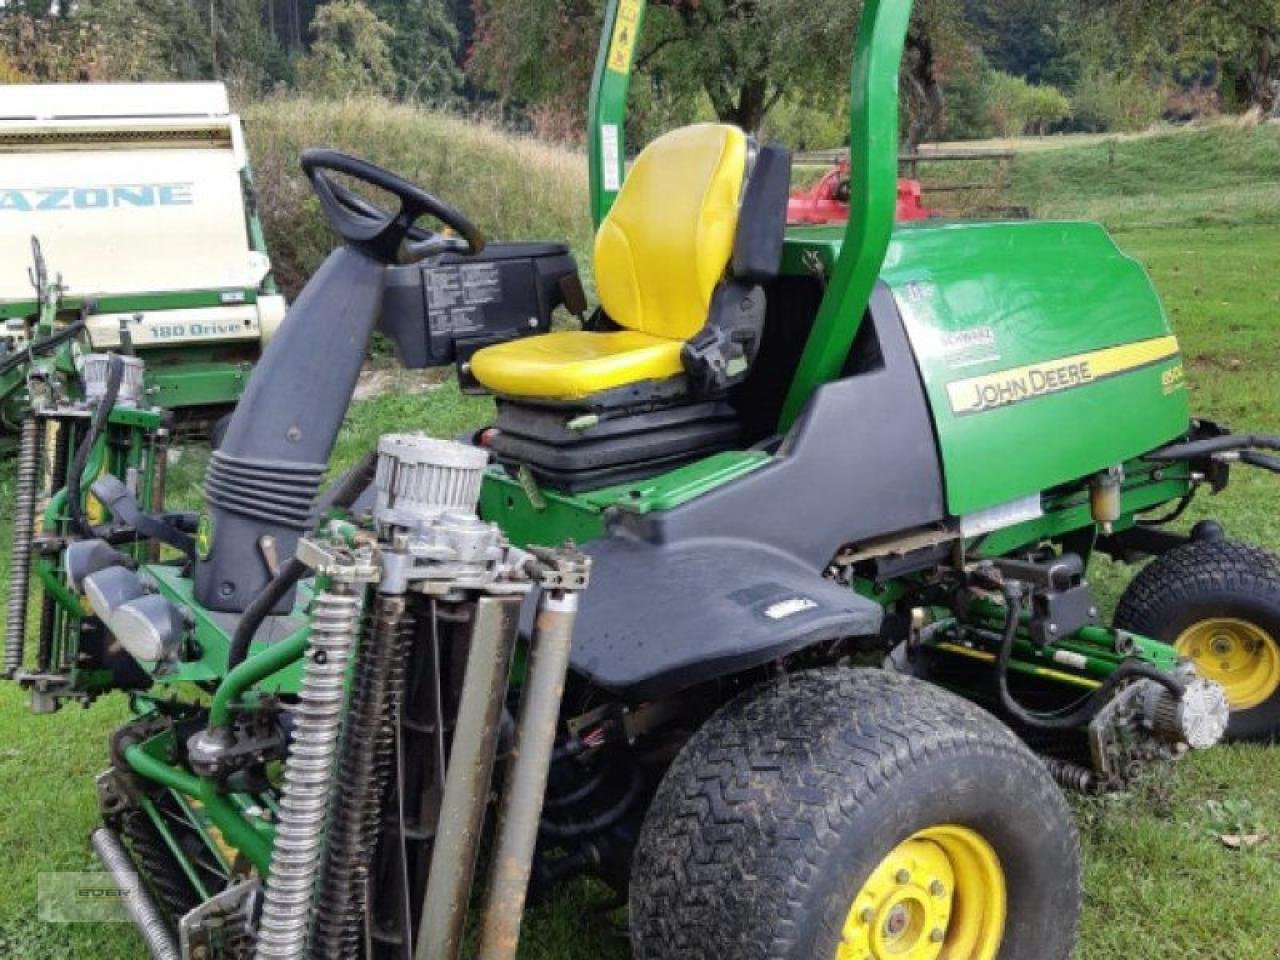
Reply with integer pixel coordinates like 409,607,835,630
587,0,646,226
585,0,915,428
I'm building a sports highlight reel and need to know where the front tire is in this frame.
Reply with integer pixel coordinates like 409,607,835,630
1115,539,1280,741
629,668,1081,960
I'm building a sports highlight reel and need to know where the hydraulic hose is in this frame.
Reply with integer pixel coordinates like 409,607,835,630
225,450,379,673
992,582,1184,732
1240,450,1280,475
314,449,378,515
1147,433,1280,461
67,353,124,538
0,315,85,377
226,557,308,673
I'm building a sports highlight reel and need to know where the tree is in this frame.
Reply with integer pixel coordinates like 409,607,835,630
76,0,211,82
470,0,974,140
964,0,1076,87
0,48,23,82
985,69,1072,136
297,0,395,99
368,0,463,101
1104,0,1280,115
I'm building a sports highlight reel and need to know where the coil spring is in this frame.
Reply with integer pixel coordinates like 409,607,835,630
5,417,42,677
254,585,362,960
311,595,413,959
37,421,69,671
92,827,181,960
1042,756,1103,795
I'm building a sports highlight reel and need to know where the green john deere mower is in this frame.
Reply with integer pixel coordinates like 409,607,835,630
7,1,1280,958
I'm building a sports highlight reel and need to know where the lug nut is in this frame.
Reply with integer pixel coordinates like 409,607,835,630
860,908,876,924
930,880,946,897
895,869,911,885
930,928,945,943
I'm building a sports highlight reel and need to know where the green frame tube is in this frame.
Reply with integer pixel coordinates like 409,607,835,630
779,0,914,427
587,0,646,226
125,743,274,874
208,629,310,729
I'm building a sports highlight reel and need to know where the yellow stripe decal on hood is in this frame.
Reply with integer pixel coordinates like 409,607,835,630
946,335,1181,416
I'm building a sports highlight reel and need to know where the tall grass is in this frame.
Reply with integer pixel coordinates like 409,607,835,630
1010,123,1280,230
241,97,594,297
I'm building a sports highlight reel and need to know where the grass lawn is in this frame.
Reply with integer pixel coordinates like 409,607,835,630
2,118,1280,958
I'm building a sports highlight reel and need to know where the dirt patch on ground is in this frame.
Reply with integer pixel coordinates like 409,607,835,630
355,364,451,400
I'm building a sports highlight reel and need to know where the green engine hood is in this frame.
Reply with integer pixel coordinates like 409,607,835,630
784,220,1190,516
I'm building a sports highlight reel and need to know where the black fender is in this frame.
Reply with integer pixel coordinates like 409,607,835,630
568,534,883,701
566,284,943,702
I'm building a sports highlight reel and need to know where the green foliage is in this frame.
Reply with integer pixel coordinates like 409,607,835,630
986,70,1072,136
0,10,104,81
240,97,593,295
0,49,23,83
760,94,850,152
941,49,995,139
1103,0,1280,114
1072,67,1164,133
469,0,972,140
78,0,209,81
966,0,1077,88
368,0,462,102
297,0,395,99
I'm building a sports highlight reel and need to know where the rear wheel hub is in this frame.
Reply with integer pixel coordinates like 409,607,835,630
837,825,1005,960
1177,618,1280,710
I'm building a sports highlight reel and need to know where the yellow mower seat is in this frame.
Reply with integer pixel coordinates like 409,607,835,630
470,123,750,401
465,329,684,401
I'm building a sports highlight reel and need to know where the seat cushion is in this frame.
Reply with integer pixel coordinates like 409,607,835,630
469,330,684,401
594,124,748,341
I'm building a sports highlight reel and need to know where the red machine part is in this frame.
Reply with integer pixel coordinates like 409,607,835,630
787,158,936,225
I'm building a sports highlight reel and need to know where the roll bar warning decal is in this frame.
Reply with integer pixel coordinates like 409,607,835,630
607,0,642,74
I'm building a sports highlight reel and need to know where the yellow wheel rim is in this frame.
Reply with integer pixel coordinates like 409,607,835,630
837,825,1006,960
1176,618,1280,710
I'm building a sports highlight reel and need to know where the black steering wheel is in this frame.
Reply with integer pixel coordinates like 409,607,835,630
301,149,486,265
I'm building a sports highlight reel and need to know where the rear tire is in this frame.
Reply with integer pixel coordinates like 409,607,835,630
1115,538,1280,741
629,668,1081,960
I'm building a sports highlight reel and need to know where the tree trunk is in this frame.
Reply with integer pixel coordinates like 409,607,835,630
704,75,772,133
905,24,944,154
1257,29,1280,116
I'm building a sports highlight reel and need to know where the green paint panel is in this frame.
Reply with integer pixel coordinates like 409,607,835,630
975,461,1192,557
0,288,259,320
480,451,771,547
146,565,307,692
784,220,1191,516
145,360,252,409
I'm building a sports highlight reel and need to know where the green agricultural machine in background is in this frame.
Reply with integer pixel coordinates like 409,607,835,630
8,1,1280,959
0,83,286,442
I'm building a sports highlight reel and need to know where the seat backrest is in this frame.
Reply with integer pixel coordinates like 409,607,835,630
594,123,749,342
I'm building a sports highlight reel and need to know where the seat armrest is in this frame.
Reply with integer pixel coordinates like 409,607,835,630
680,280,767,395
